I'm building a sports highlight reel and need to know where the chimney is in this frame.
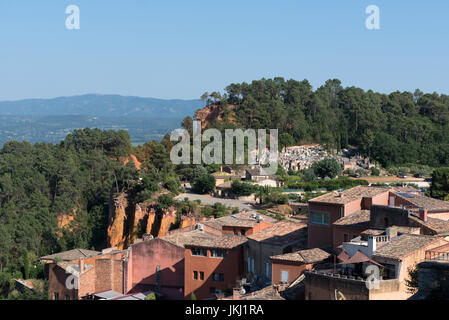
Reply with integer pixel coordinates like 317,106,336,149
79,258,84,273
419,208,428,222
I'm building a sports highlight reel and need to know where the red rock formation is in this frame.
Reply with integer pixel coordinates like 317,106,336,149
107,194,127,250
57,213,75,230
123,154,142,170
180,215,196,229
107,190,179,249
157,207,177,237
146,209,156,235
195,104,236,129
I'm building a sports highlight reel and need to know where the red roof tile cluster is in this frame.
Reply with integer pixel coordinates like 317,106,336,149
271,248,331,264
309,186,389,205
247,221,307,246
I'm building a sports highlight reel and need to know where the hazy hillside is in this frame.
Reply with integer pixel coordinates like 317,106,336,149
0,94,204,117
0,94,204,145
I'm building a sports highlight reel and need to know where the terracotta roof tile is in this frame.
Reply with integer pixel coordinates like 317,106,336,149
183,234,248,249
247,221,307,246
203,211,277,230
39,249,100,261
333,210,371,228
308,186,389,205
271,248,331,264
409,215,449,235
393,192,449,212
373,234,438,260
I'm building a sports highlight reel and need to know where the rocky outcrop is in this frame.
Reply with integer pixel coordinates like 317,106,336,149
157,207,177,237
107,191,180,249
146,209,156,236
180,215,196,229
123,154,142,170
107,194,128,249
195,104,236,129
57,213,75,230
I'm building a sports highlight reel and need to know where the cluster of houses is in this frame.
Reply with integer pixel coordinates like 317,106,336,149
279,144,373,173
279,144,330,172
214,167,282,198
38,184,449,300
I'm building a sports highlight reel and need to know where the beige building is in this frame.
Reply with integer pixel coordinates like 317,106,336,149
244,221,308,286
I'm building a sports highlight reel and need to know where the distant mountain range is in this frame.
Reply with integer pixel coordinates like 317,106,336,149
0,94,204,117
0,94,205,145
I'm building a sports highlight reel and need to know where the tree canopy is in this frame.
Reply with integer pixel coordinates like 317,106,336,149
207,77,449,168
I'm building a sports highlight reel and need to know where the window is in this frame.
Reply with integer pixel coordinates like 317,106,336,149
193,271,198,280
65,295,70,300
247,256,251,273
311,212,330,225
211,249,226,258
191,248,207,256
200,271,204,280
53,292,59,300
281,271,289,283
240,229,246,236
212,273,218,281
219,273,224,282
251,259,255,273
210,287,216,294
344,233,350,242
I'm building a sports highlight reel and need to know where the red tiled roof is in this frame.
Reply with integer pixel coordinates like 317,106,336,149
333,210,371,228
393,192,449,212
271,248,331,264
308,186,389,205
247,221,307,246
373,234,441,260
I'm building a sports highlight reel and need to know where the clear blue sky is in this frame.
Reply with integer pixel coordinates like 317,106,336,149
1,0,448,100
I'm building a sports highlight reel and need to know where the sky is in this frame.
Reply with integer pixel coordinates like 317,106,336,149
0,0,448,101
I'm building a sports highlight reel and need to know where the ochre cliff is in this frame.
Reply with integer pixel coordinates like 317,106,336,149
180,215,197,229
157,207,177,237
107,194,128,249
195,104,237,129
107,191,180,249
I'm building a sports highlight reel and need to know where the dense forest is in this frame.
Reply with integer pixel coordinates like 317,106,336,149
0,128,181,298
199,78,449,168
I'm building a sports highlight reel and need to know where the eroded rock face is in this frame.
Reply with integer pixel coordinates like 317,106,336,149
146,209,156,236
195,104,236,129
57,212,75,230
107,194,128,249
107,192,179,249
180,215,196,229
157,207,177,237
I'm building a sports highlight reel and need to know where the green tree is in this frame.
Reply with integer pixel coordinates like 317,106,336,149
311,158,342,179
430,167,449,200
192,175,216,194
230,181,255,197
371,167,380,176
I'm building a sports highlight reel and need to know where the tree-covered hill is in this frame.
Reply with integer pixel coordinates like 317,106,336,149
198,78,449,168
0,128,180,298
